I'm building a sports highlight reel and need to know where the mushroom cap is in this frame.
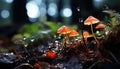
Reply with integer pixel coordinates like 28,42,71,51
95,23,106,29
57,25,71,34
69,30,79,37
83,31,91,38
84,16,100,25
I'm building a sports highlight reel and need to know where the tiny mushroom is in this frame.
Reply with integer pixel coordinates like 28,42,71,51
69,30,79,46
83,31,91,53
57,25,71,34
83,31,91,38
69,30,79,37
84,16,100,25
95,23,106,39
84,16,100,48
95,23,106,29
57,25,71,46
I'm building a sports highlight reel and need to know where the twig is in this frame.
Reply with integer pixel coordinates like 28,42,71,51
87,61,99,69
108,51,119,63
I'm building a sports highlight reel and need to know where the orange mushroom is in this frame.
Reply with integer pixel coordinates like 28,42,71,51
83,31,91,38
69,30,79,37
84,16,100,48
95,23,106,39
57,25,71,34
95,23,106,29
69,30,79,46
83,31,91,53
57,25,71,46
84,16,100,25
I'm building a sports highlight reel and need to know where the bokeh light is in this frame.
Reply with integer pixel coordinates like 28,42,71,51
1,10,10,19
61,8,72,17
48,3,57,17
5,0,13,4
26,1,40,18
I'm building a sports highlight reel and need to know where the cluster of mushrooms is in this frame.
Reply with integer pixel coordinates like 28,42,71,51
15,14,119,69
44,15,108,62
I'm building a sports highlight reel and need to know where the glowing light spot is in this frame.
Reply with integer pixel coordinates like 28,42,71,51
1,10,10,19
93,0,104,9
31,39,35,42
40,7,46,16
94,0,102,2
5,0,13,3
96,31,99,34
48,3,57,16
26,1,40,18
61,8,72,17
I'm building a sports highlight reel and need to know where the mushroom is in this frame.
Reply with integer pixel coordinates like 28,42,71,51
84,16,100,48
69,30,79,37
83,31,91,53
57,25,71,46
95,23,106,29
83,31,91,38
69,30,79,46
95,23,106,37
57,25,71,34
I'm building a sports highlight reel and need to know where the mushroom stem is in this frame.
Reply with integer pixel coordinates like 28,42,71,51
64,34,69,47
90,23,100,48
81,31,87,50
64,35,67,47
66,34,70,44
85,38,89,53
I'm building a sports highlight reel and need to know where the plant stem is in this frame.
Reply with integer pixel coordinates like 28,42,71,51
108,51,119,63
